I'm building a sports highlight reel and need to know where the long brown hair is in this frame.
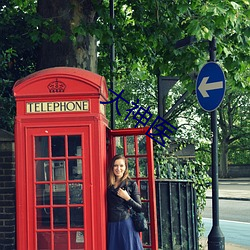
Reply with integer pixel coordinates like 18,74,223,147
107,154,130,187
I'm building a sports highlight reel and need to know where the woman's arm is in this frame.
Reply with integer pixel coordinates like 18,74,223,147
117,181,142,212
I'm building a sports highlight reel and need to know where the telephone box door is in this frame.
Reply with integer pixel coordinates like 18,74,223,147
109,127,158,250
26,126,92,250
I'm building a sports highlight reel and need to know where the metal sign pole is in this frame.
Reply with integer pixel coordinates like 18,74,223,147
110,0,115,129
208,37,225,250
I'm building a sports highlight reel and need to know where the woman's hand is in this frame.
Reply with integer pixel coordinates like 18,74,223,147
117,188,131,201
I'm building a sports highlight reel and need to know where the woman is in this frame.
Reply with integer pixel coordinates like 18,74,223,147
107,154,144,250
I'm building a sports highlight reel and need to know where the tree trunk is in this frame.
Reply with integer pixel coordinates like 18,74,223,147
37,0,100,72
219,140,229,178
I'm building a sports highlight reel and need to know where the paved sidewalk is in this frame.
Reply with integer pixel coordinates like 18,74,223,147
206,178,250,201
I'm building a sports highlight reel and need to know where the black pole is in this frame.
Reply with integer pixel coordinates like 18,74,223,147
110,0,115,129
208,37,225,250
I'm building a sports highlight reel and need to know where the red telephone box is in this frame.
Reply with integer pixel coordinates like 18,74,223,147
13,67,158,250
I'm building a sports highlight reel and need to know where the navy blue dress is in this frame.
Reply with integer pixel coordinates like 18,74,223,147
108,217,143,250
107,180,144,250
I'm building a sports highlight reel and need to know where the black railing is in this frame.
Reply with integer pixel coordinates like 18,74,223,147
156,179,198,250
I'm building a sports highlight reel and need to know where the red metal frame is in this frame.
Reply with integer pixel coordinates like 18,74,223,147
14,67,109,250
109,127,158,250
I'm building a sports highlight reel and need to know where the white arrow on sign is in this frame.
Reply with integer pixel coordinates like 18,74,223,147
198,76,223,98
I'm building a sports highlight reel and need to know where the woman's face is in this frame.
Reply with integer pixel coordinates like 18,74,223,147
113,158,126,180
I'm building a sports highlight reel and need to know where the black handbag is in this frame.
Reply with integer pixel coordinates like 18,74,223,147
131,210,148,232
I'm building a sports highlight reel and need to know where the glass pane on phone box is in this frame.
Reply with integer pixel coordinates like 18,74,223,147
39,184,50,205
53,208,67,227
138,135,146,154
127,158,136,177
69,159,82,180
139,157,148,177
54,231,68,248
52,160,66,181
37,208,50,229
53,184,66,204
36,160,49,181
52,136,65,157
36,184,47,205
69,183,83,204
140,181,149,200
70,207,83,227
35,136,49,157
68,135,81,156
37,232,51,250
126,136,135,155
71,231,84,247
115,136,124,155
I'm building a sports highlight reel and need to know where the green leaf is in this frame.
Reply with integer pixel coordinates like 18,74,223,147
230,1,241,10
187,19,201,37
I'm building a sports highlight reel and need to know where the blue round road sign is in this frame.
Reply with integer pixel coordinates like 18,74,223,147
196,62,226,112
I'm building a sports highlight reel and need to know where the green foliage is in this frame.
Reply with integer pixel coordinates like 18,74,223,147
0,79,15,132
0,1,37,78
0,0,38,131
219,89,250,166
0,49,17,131
98,0,249,91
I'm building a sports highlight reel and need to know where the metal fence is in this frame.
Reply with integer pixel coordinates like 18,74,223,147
156,179,198,250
